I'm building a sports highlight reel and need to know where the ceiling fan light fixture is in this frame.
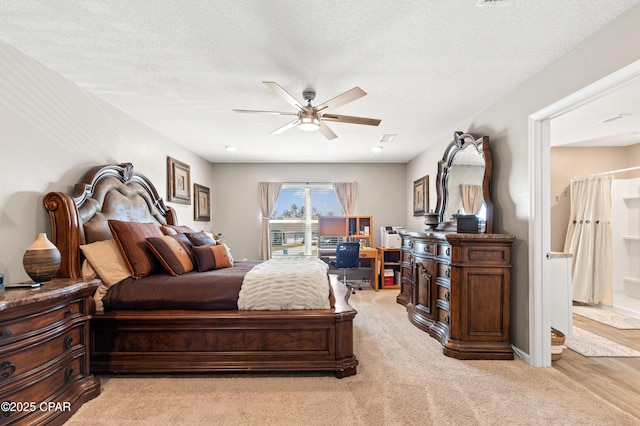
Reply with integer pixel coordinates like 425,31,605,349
298,116,320,131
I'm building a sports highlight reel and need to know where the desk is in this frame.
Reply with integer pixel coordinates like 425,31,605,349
358,247,379,288
319,247,378,287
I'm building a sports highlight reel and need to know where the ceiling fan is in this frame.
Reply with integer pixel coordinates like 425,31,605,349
233,81,381,140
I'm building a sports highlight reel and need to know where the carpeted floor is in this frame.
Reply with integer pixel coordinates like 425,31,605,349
66,289,639,425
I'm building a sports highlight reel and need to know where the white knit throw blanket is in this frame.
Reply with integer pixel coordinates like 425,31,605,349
237,257,331,310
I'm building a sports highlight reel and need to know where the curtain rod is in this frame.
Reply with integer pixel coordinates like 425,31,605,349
585,165,640,177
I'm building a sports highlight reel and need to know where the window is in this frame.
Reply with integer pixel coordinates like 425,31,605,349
269,184,344,257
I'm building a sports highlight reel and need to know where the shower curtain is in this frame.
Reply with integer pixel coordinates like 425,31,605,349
563,175,613,305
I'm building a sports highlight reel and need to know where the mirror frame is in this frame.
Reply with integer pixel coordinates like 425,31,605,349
434,131,493,233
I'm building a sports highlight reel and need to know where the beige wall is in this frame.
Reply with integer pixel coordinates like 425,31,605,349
550,144,640,251
0,42,215,283
407,4,640,353
209,163,406,260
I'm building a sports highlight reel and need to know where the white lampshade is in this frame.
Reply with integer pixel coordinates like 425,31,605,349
298,116,320,131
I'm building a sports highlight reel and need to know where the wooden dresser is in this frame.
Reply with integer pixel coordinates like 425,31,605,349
398,231,515,360
0,279,101,425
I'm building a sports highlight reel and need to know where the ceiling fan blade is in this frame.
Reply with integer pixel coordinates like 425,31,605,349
318,120,338,140
321,113,381,126
315,87,367,113
270,118,300,135
263,81,305,111
232,109,298,116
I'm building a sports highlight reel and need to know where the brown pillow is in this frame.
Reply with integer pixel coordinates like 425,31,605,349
186,231,216,247
160,225,195,236
146,235,195,276
193,244,233,271
108,220,163,278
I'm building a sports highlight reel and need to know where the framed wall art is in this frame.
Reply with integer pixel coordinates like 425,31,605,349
167,157,191,204
194,183,211,221
413,175,429,216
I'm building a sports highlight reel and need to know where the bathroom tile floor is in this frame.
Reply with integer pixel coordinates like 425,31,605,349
553,313,640,420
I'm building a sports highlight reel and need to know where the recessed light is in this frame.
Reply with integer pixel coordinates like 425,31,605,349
371,146,383,152
225,146,238,152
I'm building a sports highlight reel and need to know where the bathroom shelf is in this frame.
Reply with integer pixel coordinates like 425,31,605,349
623,277,640,284
623,196,640,202
622,235,640,241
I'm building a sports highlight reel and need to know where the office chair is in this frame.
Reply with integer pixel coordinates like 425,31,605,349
330,242,362,294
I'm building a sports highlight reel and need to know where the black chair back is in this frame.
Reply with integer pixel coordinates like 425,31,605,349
334,242,360,269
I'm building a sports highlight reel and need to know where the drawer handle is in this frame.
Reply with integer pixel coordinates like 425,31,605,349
444,314,450,325
0,361,16,380
445,291,450,302
445,247,451,257
445,268,450,278
0,329,12,338
64,335,73,349
65,308,74,317
65,367,74,381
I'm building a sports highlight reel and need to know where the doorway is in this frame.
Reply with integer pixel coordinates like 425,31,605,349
529,59,640,368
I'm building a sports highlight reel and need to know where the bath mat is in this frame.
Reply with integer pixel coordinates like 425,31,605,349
565,327,640,357
572,305,640,329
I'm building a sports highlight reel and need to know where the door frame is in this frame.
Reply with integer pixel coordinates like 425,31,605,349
528,59,640,367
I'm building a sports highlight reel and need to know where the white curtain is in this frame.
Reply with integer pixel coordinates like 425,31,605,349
258,182,282,260
459,184,484,215
333,182,357,216
563,175,613,305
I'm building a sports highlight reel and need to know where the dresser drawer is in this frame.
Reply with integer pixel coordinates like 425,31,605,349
0,324,83,385
402,250,411,263
401,266,412,280
437,307,450,325
0,355,84,423
412,240,435,257
0,299,84,344
437,243,451,260
437,262,451,280
437,285,450,303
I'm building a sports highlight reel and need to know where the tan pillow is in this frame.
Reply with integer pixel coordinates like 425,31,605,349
146,235,195,276
193,244,233,271
108,220,164,278
79,239,131,286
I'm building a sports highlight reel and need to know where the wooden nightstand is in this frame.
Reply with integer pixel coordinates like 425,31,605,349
0,278,101,425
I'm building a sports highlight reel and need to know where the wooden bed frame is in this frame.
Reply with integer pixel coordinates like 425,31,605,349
44,163,358,378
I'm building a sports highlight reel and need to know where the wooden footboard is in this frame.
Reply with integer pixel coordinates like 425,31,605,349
90,275,358,378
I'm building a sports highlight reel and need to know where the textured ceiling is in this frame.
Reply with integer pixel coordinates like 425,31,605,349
1,1,639,163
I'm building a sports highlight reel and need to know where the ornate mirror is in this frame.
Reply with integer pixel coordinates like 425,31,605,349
433,132,493,233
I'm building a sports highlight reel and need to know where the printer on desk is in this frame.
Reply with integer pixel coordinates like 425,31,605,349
380,226,403,248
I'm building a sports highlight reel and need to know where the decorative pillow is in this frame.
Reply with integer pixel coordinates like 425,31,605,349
146,235,195,276
186,231,216,247
108,220,164,278
160,225,196,236
79,239,131,286
193,244,233,271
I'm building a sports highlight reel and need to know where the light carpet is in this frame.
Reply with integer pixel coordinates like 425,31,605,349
65,290,639,425
564,326,640,358
572,305,640,329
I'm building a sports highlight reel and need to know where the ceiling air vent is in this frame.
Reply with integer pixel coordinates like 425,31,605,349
477,0,513,6
378,134,397,144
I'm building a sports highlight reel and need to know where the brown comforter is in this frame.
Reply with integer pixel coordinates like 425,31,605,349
103,260,260,311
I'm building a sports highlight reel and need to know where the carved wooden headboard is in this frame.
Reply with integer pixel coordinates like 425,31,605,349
44,163,177,278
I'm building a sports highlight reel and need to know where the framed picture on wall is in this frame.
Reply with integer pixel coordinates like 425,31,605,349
167,157,191,204
413,175,429,216
194,183,211,221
